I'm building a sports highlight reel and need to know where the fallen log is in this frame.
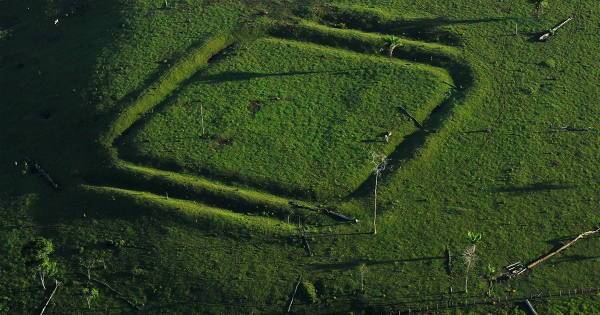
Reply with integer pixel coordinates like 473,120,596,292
538,16,574,41
289,200,320,211
498,227,599,280
323,209,358,223
526,227,600,270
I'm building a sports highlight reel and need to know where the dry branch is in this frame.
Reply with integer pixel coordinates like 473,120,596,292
524,299,539,315
39,280,60,315
287,277,302,313
78,272,142,310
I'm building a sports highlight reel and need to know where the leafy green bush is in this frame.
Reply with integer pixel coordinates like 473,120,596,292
299,281,318,304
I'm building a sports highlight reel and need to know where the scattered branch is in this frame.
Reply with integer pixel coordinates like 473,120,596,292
79,272,142,311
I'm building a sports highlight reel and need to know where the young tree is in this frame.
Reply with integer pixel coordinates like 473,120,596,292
79,251,109,281
384,36,402,57
22,237,58,289
82,287,100,309
485,264,497,296
358,263,368,293
371,152,389,235
462,231,482,294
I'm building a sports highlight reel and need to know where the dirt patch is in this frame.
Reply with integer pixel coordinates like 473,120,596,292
248,100,263,115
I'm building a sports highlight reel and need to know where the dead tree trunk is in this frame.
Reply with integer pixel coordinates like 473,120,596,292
527,227,600,270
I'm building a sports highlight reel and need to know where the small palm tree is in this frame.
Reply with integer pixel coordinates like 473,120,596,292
462,231,482,294
467,231,482,244
384,36,402,57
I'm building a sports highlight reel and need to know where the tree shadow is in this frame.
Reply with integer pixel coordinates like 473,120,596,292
387,17,518,30
494,182,575,194
306,231,373,238
309,256,444,271
463,128,493,134
194,69,365,84
547,234,600,247
551,255,600,266
346,58,472,200
315,4,519,45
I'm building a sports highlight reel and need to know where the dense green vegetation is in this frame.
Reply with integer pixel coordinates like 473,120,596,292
1,0,598,314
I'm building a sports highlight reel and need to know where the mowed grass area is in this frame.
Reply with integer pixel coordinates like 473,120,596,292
1,0,599,314
119,37,451,200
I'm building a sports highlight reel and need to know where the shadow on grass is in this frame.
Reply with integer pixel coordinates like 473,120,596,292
494,182,575,194
195,68,365,83
548,233,600,246
306,231,373,238
349,94,459,200
551,255,600,265
309,256,444,271
315,4,519,45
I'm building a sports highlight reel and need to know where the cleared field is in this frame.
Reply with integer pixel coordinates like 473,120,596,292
1,0,598,314
119,37,452,200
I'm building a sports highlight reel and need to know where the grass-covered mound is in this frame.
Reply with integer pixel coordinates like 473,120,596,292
2,0,599,313
119,37,451,200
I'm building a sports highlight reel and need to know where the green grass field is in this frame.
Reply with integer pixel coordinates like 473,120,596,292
1,0,598,314
119,37,452,200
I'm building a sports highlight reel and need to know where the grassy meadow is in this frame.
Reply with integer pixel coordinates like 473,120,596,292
119,37,451,200
0,0,598,314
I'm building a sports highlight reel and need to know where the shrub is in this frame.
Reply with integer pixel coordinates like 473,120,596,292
541,58,557,68
299,281,318,304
